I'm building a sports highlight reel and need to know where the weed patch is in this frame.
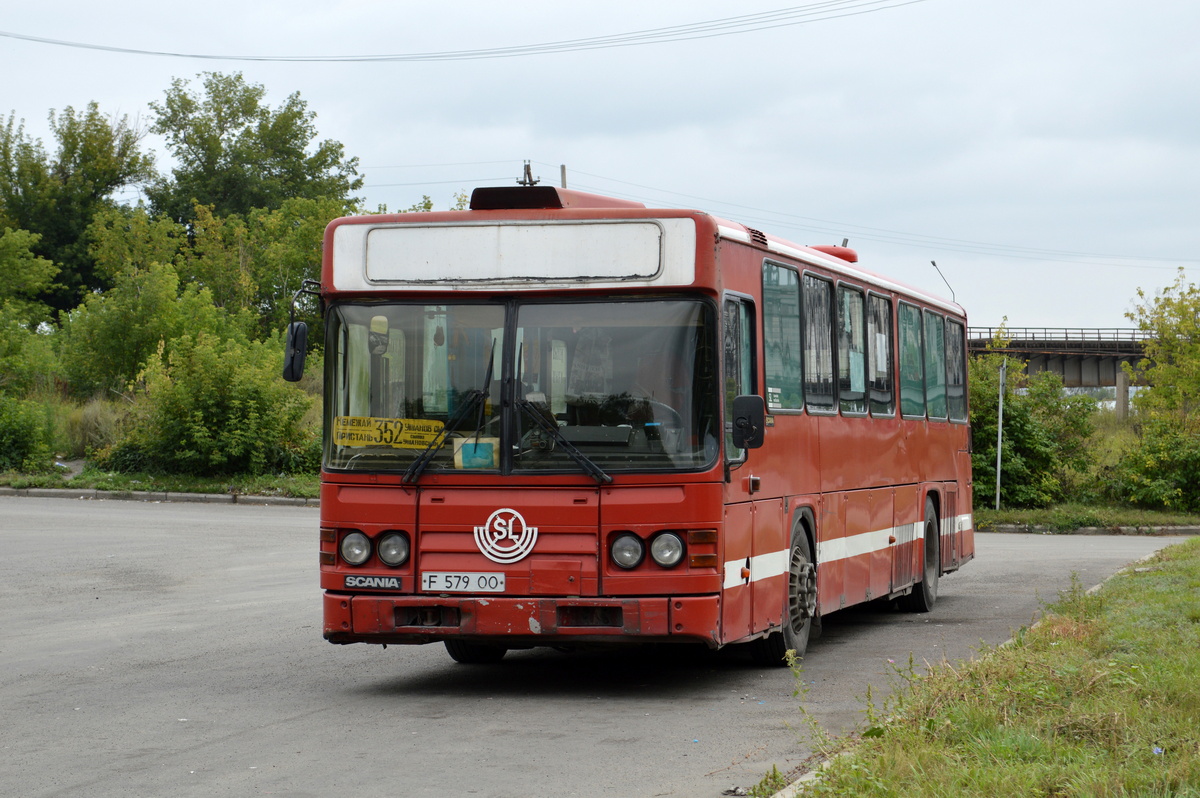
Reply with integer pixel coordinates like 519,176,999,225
776,538,1200,797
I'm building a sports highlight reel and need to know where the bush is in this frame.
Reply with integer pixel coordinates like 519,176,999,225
0,395,54,472
119,332,316,476
57,263,253,397
0,304,59,395
1102,418,1200,512
970,354,1095,509
64,396,132,458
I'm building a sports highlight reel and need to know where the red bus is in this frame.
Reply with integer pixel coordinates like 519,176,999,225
283,184,974,665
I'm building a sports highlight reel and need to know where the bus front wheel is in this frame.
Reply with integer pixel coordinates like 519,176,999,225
750,525,816,666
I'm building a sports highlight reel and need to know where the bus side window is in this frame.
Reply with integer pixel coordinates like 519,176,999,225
867,294,895,416
945,319,968,422
837,285,867,415
923,310,948,420
899,303,926,417
762,262,802,411
802,274,835,412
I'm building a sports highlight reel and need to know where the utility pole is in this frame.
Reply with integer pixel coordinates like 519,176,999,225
518,161,539,187
995,357,1006,511
561,164,567,188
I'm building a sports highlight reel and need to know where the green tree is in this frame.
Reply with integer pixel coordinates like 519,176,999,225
968,338,1095,509
88,204,183,284
0,105,155,313
240,196,350,338
1127,269,1200,420
146,72,362,223
57,262,250,396
0,303,58,395
1104,270,1200,510
0,227,59,325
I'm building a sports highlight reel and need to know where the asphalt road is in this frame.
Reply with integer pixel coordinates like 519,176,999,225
0,496,1185,798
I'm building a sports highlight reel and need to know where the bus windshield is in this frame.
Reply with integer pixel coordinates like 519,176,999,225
325,298,719,475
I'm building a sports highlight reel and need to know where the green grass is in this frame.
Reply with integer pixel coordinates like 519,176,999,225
0,464,320,499
788,537,1200,796
976,503,1200,532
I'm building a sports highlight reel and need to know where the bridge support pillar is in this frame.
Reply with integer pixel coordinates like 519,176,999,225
1116,370,1130,421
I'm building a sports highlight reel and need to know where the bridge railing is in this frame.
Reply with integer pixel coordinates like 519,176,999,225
967,327,1150,343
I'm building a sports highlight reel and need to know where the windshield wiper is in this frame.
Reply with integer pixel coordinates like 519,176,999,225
403,339,496,484
515,398,612,485
513,341,611,484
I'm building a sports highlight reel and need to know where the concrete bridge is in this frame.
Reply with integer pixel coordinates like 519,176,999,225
967,327,1149,417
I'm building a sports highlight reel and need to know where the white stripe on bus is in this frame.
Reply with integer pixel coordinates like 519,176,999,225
721,513,975,588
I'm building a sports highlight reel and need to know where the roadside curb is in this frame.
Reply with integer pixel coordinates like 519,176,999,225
0,485,318,507
983,523,1200,536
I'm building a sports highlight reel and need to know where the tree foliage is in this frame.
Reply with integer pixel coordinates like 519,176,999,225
0,105,155,313
58,262,251,397
1127,269,1200,420
0,227,59,325
969,341,1095,509
1101,270,1200,511
2,73,365,476
0,303,58,396
146,72,362,222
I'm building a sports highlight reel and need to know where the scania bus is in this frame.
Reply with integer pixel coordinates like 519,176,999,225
283,184,974,665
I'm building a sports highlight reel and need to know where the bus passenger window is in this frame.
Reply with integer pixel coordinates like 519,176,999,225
946,320,967,422
762,263,802,410
867,295,894,416
923,311,947,420
837,286,867,415
802,275,835,412
898,303,925,417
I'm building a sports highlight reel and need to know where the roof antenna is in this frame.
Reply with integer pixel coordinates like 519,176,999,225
517,160,540,187
931,260,956,303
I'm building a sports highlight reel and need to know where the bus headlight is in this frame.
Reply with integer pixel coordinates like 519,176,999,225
377,531,410,567
611,533,645,570
340,531,371,566
650,532,685,568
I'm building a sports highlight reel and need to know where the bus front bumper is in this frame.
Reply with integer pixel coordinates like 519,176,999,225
323,592,722,648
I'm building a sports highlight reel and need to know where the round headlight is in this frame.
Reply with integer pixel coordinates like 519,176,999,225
377,531,410,567
650,532,685,568
611,533,645,570
340,531,371,566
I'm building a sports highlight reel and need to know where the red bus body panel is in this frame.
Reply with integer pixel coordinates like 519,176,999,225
315,191,974,652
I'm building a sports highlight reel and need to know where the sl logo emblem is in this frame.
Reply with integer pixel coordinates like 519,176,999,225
474,508,539,564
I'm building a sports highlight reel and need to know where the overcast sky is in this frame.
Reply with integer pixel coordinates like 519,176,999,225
3,1,1197,329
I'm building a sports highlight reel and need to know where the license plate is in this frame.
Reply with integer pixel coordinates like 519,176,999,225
421,572,506,593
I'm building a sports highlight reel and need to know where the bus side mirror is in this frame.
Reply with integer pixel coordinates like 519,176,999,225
283,321,308,382
731,394,766,449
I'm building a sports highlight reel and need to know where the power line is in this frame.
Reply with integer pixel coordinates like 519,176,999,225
0,1,930,63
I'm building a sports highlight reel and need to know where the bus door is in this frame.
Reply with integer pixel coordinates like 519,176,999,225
752,498,787,634
720,498,787,643
941,486,960,572
892,484,922,591
721,502,754,643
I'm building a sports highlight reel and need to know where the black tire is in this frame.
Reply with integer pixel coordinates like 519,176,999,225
751,524,817,666
901,497,939,613
444,639,508,664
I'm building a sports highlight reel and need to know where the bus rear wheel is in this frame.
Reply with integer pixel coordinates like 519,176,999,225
901,497,939,613
751,526,816,666
444,639,508,664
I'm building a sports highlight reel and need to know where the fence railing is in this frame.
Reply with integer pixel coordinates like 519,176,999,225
967,327,1150,343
